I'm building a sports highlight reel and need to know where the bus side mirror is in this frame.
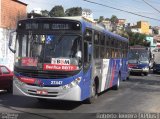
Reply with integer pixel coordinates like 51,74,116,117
9,30,16,53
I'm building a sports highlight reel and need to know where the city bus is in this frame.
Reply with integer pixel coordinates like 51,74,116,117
9,17,129,103
128,45,151,76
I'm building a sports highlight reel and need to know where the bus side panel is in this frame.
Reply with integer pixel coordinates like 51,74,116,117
112,59,121,86
95,59,118,93
105,59,120,89
93,59,119,93
80,66,92,101
121,58,128,80
96,58,123,93
100,59,110,92
108,59,117,88
104,59,113,90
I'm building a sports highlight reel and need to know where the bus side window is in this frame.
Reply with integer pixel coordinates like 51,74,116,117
84,29,92,42
94,32,100,59
105,48,109,59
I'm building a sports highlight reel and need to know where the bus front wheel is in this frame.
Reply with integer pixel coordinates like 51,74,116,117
143,72,148,76
85,81,98,104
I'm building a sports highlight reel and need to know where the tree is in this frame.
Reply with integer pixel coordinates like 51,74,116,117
110,15,118,32
49,5,65,17
98,16,104,23
41,10,49,17
65,7,82,16
127,31,147,46
153,28,159,35
110,15,118,24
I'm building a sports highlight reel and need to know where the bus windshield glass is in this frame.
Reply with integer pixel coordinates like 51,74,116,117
128,50,149,64
15,34,82,70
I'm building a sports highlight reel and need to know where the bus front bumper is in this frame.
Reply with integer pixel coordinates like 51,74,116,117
129,67,149,73
13,79,81,101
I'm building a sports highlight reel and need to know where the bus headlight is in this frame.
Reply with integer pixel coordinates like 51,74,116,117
142,67,149,71
62,77,81,90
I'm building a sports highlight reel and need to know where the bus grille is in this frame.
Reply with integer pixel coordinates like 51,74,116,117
19,71,70,79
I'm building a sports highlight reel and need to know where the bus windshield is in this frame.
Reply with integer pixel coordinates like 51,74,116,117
128,50,149,64
15,34,82,70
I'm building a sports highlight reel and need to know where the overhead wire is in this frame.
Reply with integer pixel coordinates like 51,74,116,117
101,0,157,15
141,0,160,13
83,0,160,21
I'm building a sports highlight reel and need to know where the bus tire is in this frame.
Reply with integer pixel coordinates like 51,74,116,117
112,75,120,90
153,71,156,74
144,72,148,76
85,80,98,104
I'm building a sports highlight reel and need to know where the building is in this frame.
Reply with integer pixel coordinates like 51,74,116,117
0,0,27,70
145,36,157,51
100,19,112,31
127,21,151,35
137,21,150,35
154,35,160,48
116,19,126,29
153,26,160,35
0,0,27,29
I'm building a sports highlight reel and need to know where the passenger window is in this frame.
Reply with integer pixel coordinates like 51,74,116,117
84,29,92,42
94,33,100,44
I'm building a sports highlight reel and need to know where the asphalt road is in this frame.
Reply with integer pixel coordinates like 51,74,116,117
0,72,160,119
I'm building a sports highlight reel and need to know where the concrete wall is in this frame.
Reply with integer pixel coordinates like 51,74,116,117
0,28,14,71
0,0,27,70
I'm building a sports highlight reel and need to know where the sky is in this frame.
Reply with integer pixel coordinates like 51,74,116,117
20,0,160,26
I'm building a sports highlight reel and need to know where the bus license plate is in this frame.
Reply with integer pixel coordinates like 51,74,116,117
36,90,48,95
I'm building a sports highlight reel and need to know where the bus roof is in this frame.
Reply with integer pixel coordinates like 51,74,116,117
19,16,128,42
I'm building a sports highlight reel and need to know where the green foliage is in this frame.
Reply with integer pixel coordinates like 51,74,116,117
98,16,105,23
49,5,65,17
153,28,159,35
41,10,49,17
110,15,118,24
65,7,82,16
127,32,148,46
